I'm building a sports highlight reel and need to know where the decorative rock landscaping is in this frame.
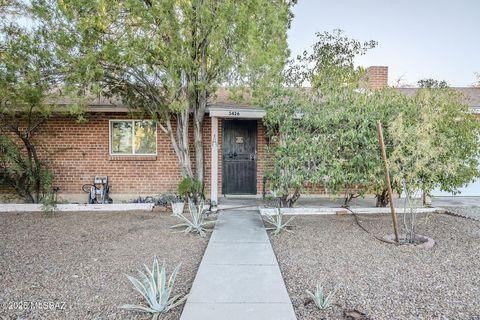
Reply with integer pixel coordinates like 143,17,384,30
269,212,480,319
0,210,209,319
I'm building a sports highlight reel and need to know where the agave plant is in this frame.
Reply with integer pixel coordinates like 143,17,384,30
171,199,216,237
306,284,337,310
120,258,188,319
264,207,294,235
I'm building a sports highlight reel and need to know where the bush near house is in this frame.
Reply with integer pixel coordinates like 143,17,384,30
177,177,203,203
265,30,386,207
0,6,89,207
0,135,54,204
389,87,480,242
0,22,60,205
265,30,480,208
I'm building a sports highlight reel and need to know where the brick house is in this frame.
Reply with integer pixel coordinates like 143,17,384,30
2,66,479,203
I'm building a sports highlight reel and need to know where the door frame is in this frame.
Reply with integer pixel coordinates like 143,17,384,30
221,119,258,195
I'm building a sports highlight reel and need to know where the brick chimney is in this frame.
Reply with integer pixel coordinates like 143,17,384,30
366,66,388,89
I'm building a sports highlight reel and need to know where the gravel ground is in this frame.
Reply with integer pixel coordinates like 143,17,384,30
0,210,210,320
269,212,480,320
442,206,480,221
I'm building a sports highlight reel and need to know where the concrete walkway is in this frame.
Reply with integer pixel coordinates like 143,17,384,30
180,210,296,320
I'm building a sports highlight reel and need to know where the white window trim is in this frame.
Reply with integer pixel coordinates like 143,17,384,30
109,119,158,156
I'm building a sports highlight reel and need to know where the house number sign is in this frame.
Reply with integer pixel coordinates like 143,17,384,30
235,136,244,144
229,111,240,116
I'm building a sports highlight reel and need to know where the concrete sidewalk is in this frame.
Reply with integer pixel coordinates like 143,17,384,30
180,210,296,320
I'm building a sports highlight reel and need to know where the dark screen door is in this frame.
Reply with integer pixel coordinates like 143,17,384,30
222,120,257,195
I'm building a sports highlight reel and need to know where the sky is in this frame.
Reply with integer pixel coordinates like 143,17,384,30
287,0,480,87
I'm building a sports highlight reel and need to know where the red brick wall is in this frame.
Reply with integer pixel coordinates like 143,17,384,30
0,114,274,201
367,66,388,89
31,113,186,200
0,114,322,202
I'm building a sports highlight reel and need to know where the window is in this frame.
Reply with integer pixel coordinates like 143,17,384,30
110,120,157,155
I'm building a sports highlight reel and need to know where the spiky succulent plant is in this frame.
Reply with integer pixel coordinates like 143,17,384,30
171,199,216,237
120,258,187,319
264,207,294,235
306,284,337,310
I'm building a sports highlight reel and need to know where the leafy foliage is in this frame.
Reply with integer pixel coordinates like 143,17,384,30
306,284,337,310
308,88,408,204
264,30,386,207
388,87,480,241
177,177,203,202
390,88,480,196
0,135,57,210
265,30,480,210
263,207,294,235
171,199,215,237
130,194,179,206
0,4,85,207
263,87,316,207
121,258,187,319
286,29,377,88
0,16,57,205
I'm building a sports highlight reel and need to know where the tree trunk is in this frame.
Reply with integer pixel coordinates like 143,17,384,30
25,140,41,203
1,114,48,204
279,189,300,208
343,193,359,207
422,191,432,206
193,90,207,185
165,111,194,179
375,189,389,207
16,129,42,203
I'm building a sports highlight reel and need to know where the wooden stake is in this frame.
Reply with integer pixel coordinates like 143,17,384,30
376,121,400,243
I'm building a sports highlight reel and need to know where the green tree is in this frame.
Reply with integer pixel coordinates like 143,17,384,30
417,78,448,88
390,87,480,197
263,87,317,207
388,87,480,241
1,3,85,207
316,88,410,206
265,30,480,210
0,19,59,203
265,30,386,207
30,0,292,185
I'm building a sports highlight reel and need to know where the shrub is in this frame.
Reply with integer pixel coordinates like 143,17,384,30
40,169,57,213
130,194,180,206
121,258,188,319
0,135,56,209
0,22,75,207
177,177,203,202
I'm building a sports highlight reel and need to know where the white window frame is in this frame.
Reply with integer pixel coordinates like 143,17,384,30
109,119,157,156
